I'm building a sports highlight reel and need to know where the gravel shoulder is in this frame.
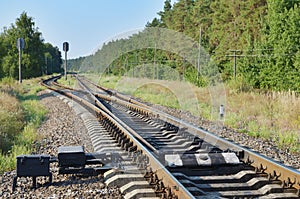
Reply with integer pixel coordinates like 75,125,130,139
0,90,121,199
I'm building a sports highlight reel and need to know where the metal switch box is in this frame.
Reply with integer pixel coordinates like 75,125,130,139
16,155,50,177
13,155,52,191
58,145,86,167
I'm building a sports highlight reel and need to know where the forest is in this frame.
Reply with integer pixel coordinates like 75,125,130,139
70,0,300,92
0,12,62,80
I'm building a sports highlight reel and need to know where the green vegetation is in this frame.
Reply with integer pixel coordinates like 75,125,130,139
133,84,180,109
96,75,299,153
71,0,300,93
77,0,300,153
0,12,62,80
56,75,77,88
0,78,47,174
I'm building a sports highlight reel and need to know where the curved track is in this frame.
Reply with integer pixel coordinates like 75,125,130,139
41,75,300,198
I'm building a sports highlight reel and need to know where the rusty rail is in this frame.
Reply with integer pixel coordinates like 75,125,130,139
41,76,195,199
78,76,300,191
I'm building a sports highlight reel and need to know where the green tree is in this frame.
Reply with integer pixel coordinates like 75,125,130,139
0,34,6,78
190,0,213,47
75,0,300,92
158,0,173,28
209,0,267,79
1,12,45,79
146,17,161,27
242,0,300,91
43,43,62,74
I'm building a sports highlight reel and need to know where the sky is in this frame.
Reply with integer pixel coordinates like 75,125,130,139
0,0,176,59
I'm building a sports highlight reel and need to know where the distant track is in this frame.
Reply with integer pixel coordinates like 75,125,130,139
41,75,300,198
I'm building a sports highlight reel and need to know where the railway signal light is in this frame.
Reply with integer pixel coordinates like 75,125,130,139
63,42,69,52
63,42,69,80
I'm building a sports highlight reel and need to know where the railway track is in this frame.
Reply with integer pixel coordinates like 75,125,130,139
41,75,300,198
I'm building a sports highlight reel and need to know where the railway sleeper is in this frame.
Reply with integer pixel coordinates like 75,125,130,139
180,177,281,192
124,141,134,151
259,192,300,199
122,183,157,199
155,142,220,152
213,183,291,198
77,76,300,199
174,168,299,198
120,138,130,149
117,134,127,145
128,144,138,153
105,172,158,198
173,170,269,184
105,173,146,187
151,131,178,139
111,129,121,138
146,136,186,145
163,152,240,167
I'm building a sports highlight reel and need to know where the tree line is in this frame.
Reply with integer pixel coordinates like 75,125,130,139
0,12,62,80
70,0,300,92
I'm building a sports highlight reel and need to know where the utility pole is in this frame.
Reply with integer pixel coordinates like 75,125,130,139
45,55,48,75
50,58,52,74
142,61,145,78
197,27,202,80
227,50,242,80
154,43,157,79
132,64,134,78
17,38,24,83
125,54,128,76
19,46,22,83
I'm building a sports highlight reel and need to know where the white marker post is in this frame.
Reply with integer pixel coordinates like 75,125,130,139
17,38,25,83
219,104,224,120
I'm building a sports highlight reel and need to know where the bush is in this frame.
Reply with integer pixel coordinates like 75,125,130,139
0,92,24,152
0,78,47,174
21,100,47,126
0,145,31,174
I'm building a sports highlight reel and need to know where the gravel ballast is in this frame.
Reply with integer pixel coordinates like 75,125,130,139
1,88,299,198
0,90,122,199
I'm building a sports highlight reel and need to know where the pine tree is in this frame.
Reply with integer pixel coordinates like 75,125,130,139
257,0,300,91
158,0,173,28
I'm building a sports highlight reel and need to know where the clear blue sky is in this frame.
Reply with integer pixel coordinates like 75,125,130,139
0,0,175,59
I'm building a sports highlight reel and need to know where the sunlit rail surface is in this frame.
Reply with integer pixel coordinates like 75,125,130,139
40,74,300,199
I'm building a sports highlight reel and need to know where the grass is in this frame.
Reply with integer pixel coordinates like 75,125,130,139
0,77,47,174
21,100,47,126
133,83,180,109
277,131,299,152
83,73,121,89
56,75,77,88
94,74,300,154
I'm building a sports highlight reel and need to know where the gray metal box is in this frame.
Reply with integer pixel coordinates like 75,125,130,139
16,155,50,177
58,146,86,167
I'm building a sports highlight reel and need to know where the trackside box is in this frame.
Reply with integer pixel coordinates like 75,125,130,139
58,146,86,167
16,155,50,177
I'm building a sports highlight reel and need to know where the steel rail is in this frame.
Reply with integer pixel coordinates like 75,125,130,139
82,76,300,191
41,77,195,199
76,76,160,154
